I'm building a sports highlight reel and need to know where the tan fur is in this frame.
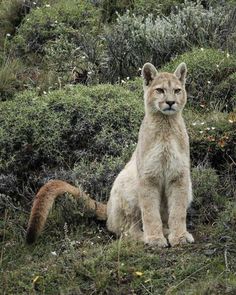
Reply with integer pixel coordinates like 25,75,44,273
26,62,194,247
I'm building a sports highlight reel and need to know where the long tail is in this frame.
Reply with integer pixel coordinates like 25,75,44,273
26,180,107,244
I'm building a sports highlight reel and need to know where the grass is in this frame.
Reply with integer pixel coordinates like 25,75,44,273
1,199,236,294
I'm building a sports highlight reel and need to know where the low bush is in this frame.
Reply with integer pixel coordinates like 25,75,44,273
8,0,231,89
0,80,234,208
0,0,33,48
162,48,236,110
190,167,222,225
100,0,184,23
72,156,132,203
0,57,25,100
214,201,236,236
13,1,100,56
184,110,236,169
212,72,236,111
132,0,184,16
8,1,104,92
0,84,143,203
103,1,228,82
2,0,233,95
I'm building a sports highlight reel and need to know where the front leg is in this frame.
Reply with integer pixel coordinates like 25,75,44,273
167,176,194,246
139,182,168,248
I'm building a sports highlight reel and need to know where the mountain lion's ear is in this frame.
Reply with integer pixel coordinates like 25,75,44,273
174,62,187,85
142,63,157,86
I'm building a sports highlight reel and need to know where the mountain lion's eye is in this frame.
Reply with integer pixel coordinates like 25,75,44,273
175,88,181,94
156,88,164,94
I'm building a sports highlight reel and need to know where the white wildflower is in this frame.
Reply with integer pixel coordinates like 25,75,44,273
51,251,57,256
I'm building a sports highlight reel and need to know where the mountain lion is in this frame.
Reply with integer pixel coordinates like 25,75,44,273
26,62,194,247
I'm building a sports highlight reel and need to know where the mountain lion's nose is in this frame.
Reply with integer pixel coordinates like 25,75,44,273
166,101,175,107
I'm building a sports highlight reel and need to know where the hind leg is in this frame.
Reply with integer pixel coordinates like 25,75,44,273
107,187,143,242
126,225,144,242
124,209,143,242
106,202,124,237
107,201,143,242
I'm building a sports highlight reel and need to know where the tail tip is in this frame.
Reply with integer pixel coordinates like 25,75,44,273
26,227,37,244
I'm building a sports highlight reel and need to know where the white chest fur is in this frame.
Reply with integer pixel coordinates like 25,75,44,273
146,141,184,176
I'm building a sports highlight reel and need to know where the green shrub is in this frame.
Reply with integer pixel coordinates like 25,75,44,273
0,0,33,48
14,1,100,56
10,1,103,90
103,1,228,82
191,167,222,224
211,72,236,111
41,33,104,89
0,57,25,100
184,109,236,169
100,0,135,23
132,0,184,16
0,78,234,207
162,48,236,110
123,77,143,99
7,0,234,89
215,5,236,53
214,201,236,236
100,0,184,23
0,84,143,202
73,156,131,203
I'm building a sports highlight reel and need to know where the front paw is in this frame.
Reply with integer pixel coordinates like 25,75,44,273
168,231,194,247
144,235,168,248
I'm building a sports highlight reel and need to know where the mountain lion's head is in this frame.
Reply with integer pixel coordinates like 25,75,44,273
142,62,187,116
